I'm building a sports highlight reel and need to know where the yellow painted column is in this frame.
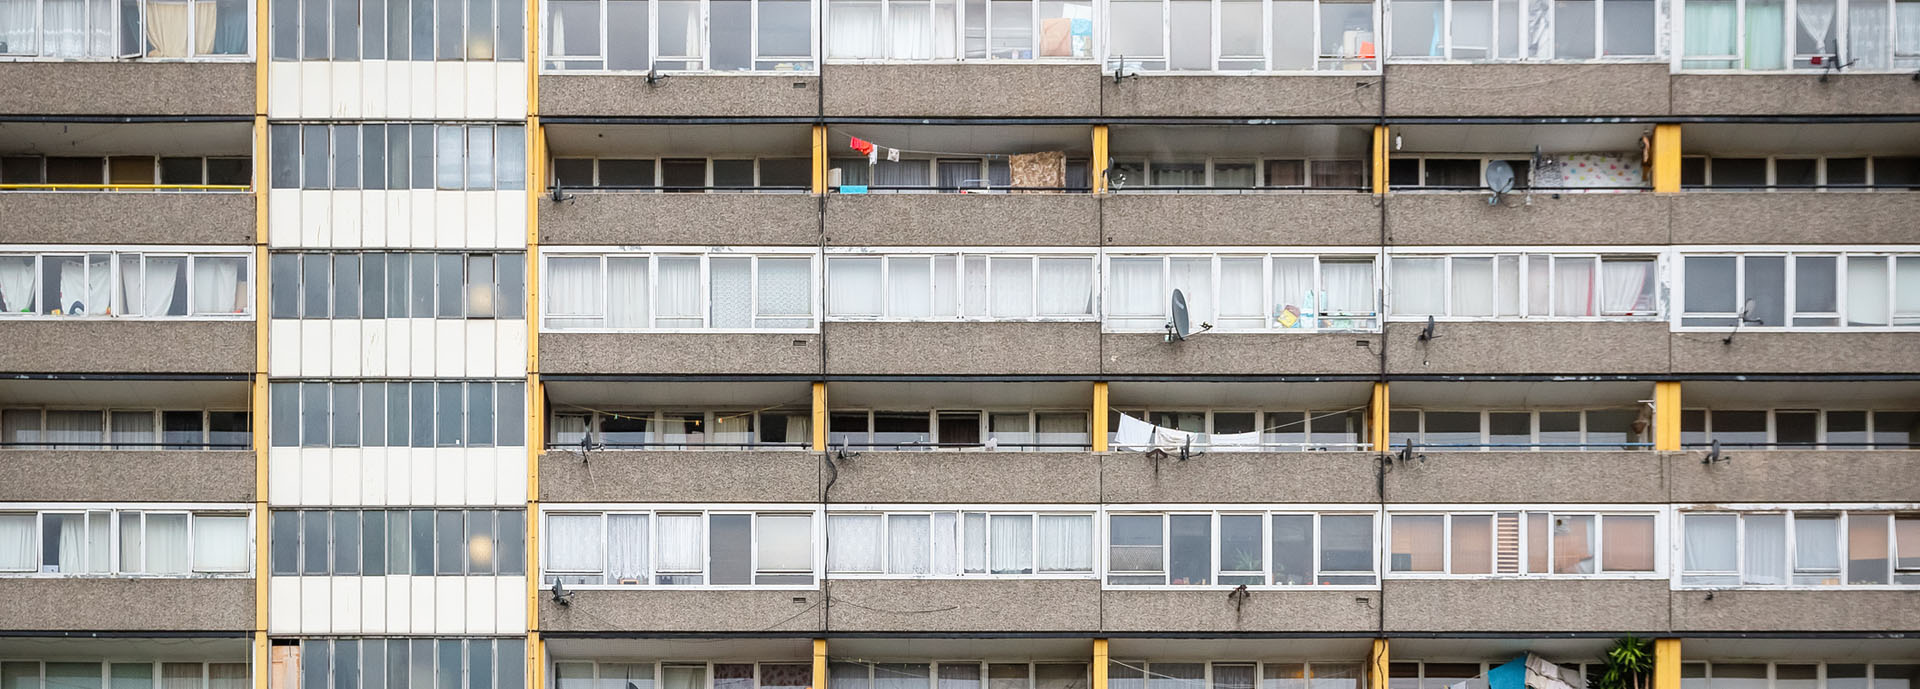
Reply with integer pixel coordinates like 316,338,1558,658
812,125,829,194
1371,125,1390,194
1652,124,1682,193
526,376,543,626
527,633,544,689
1091,382,1110,452
1091,125,1110,194
1653,639,1682,689
1368,639,1389,689
1092,639,1109,689
813,640,829,689
1369,382,1390,452
812,382,829,451
1654,381,1682,451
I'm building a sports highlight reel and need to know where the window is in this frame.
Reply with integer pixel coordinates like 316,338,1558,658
1681,156,1920,189
1388,0,1656,60
1107,408,1367,451
556,662,817,689
1385,408,1649,451
0,661,250,689
548,157,813,190
824,0,1092,62
268,509,524,576
543,510,817,587
542,251,815,331
1679,252,1920,329
1678,663,1920,689
826,253,1096,320
0,508,249,575
1681,408,1920,449
1387,510,1657,576
269,252,525,320
825,510,1093,576
269,0,522,61
1388,253,1658,319
825,409,1092,451
548,408,814,450
0,155,251,186
292,639,524,689
1108,158,1369,190
545,0,812,70
1680,508,1920,587
0,0,249,58
268,381,525,449
1106,510,1378,587
2,408,249,450
830,156,1090,191
0,250,252,318
1678,0,1920,71
1107,0,1377,70
268,124,526,190
1106,254,1378,332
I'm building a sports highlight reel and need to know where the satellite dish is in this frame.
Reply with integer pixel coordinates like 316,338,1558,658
1486,160,1516,197
1170,289,1192,341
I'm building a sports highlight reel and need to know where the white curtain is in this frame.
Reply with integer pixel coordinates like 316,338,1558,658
930,512,958,575
208,665,247,689
607,514,650,583
1554,257,1597,316
606,257,650,329
1527,255,1553,316
931,256,958,317
1,410,36,447
1793,515,1841,573
145,513,190,574
1168,257,1212,325
963,512,987,573
1896,0,1920,66
1036,413,1088,449
655,514,704,573
45,410,104,449
191,514,249,572
1682,514,1737,572
887,514,931,574
1321,260,1374,320
990,257,1034,318
780,413,811,446
0,514,32,571
142,256,184,317
545,514,603,572
1846,0,1888,68
547,257,604,328
160,664,200,689
963,256,990,317
1798,0,1836,59
0,0,36,55
111,411,154,449
1036,258,1092,316
1451,257,1495,317
887,257,932,318
757,258,813,326
87,510,109,573
708,258,753,329
148,0,190,57
827,514,882,572
0,257,33,313
42,0,88,56
1600,259,1655,315
53,257,85,314
1272,257,1315,324
1496,255,1521,316
758,514,813,572
655,257,703,328
48,514,83,572
889,1,933,58
830,257,885,316
989,514,1032,574
1215,258,1262,328
1846,256,1890,326
1897,257,1920,325
1742,514,1787,585
1036,514,1092,572
1108,258,1163,326
192,256,243,315
1391,258,1446,316
829,0,883,57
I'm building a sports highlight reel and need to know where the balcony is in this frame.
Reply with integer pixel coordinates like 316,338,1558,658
1103,74,1381,118
1103,193,1379,246
0,449,253,502
1101,588,1380,632
823,322,1101,376
543,193,819,245
1100,331,1383,376
0,577,253,631
1670,330,1920,374
1670,588,1920,631
539,449,819,503
1383,321,1672,375
824,451,1101,504
0,320,254,373
1672,73,1920,116
540,73,822,118
1383,579,1671,632
0,63,254,117
825,194,1099,246
822,64,1101,117
1384,63,1672,117
539,332,823,375
1385,193,1668,246
539,589,825,632
1671,191,1920,245
1668,449,1920,503
1382,450,1664,503
824,579,1100,632
0,121,255,244
1100,451,1379,503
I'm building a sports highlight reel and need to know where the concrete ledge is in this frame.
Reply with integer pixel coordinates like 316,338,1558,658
1100,332,1383,376
0,193,254,245
1101,75,1380,118
822,64,1100,117
1383,579,1670,632
538,332,823,375
539,74,821,117
541,193,819,245
0,62,254,116
1384,321,1671,375
1100,589,1379,632
1671,74,1920,116
1100,452,1379,504
824,579,1099,632
0,450,253,502
1103,194,1379,246
1667,450,1920,503
1386,193,1666,245
539,589,824,632
1385,63,1671,117
825,194,1099,246
0,578,253,631
825,452,1100,504
1384,451,1665,504
0,320,254,374
1670,331,1920,375
539,451,819,503
823,322,1101,376
1670,589,1920,631
1668,192,1920,245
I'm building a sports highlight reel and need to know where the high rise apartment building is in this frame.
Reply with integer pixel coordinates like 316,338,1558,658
1,12,1918,689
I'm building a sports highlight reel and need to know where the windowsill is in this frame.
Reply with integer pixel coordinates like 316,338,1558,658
0,56,253,63
825,317,1097,323
829,58,1099,66
2,315,255,321
1674,584,1920,590
541,68,819,76
538,583,821,591
1383,316,1665,322
824,573,1097,580
1103,582,1380,591
1673,326,1920,333
0,572,254,579
1384,572,1667,580
1383,57,1666,65
540,327,819,334
1105,69,1381,76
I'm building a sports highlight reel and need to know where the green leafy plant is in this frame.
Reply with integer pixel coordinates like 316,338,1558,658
1593,636,1655,689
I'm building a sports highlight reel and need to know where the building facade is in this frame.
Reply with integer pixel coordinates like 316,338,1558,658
2,10,1919,689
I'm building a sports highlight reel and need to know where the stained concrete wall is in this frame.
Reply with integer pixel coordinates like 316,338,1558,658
0,193,255,245
541,194,820,246
538,333,823,375
0,450,253,502
540,75,821,117
0,320,254,373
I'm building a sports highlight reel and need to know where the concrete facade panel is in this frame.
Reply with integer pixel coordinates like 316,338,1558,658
1666,450,1920,504
1386,194,1668,245
823,322,1101,376
822,65,1101,117
1382,580,1671,632
825,452,1101,504
824,195,1100,247
538,333,824,375
0,578,253,631
0,63,254,116
1669,332,1920,374
1669,192,1920,245
1100,333,1383,376
0,450,254,502
539,590,825,632
1384,64,1672,117
823,579,1100,632
0,321,254,374
541,194,820,246
1100,75,1381,118
538,451,820,503
1102,194,1380,246
538,75,821,117
0,193,255,245
1100,452,1380,504
1383,321,1672,375
1671,74,1920,116
1383,451,1666,504
1669,589,1920,631
1099,590,1380,633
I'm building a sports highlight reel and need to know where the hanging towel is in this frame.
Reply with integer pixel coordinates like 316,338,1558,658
1211,431,1262,452
1152,425,1197,451
1114,413,1155,451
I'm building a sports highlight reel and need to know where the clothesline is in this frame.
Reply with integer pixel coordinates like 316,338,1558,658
1112,405,1371,452
837,131,1017,160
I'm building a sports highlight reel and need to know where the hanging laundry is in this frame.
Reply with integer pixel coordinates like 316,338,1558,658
1113,413,1155,451
849,137,875,155
886,147,901,162
1211,431,1262,452
1152,425,1197,451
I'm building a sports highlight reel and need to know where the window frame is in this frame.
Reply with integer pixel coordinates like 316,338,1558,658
1674,504,1920,590
0,0,256,59
539,505,823,590
546,408,817,450
541,0,819,71
1102,0,1384,72
1385,407,1654,451
823,505,1100,579
1107,156,1373,191
1679,407,1920,450
1384,506,1666,579
267,250,527,321
1681,155,1920,190
1673,0,1920,73
1383,0,1665,62
823,0,1098,64
823,249,1101,323
0,247,256,320
1102,250,1383,333
1672,248,1920,332
546,156,816,192
1,407,252,450
0,504,254,577
1385,248,1665,321
1100,505,1383,590
539,248,820,333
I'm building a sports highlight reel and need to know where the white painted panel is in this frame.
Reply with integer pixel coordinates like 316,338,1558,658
268,575,300,634
463,448,494,507
466,320,496,378
465,576,496,633
360,62,388,120
269,319,301,376
464,191,497,249
386,317,412,377
362,190,389,248
434,448,463,505
465,63,494,120
385,62,413,120
410,190,436,248
435,193,466,249
434,319,462,377
299,576,330,634
495,191,528,250
360,576,387,633
408,62,436,119
434,62,464,119
299,447,332,506
331,576,361,633
493,447,526,505
331,190,364,249
362,320,387,378
360,446,387,505
409,576,434,631
495,575,527,633
385,446,412,508
385,575,412,634
330,448,362,508
409,447,436,506
385,191,412,247
411,318,436,375
496,320,527,377
268,62,300,118
268,189,301,247
332,62,362,119
495,62,528,119
299,189,330,248
435,577,467,633
299,320,330,377
298,62,329,119
331,320,362,377
267,446,299,506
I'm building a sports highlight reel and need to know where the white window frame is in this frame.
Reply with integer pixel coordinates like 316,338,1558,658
1384,505,1668,579
1672,503,1920,590
1100,505,1383,591
546,156,816,192
547,408,816,450
1102,0,1383,72
1107,156,1371,191
0,407,250,450
1673,0,1920,72
823,0,1099,64
823,408,1094,450
1683,155,1919,190
538,505,824,590
1680,407,1920,450
552,661,827,689
0,247,256,320
1383,0,1666,62
539,247,821,333
1672,247,1920,332
823,249,1100,322
823,504,1100,579
0,0,255,60
1385,408,1654,451
1107,407,1373,451
0,503,254,577
542,0,820,71
1102,250,1383,333
1384,247,1665,321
